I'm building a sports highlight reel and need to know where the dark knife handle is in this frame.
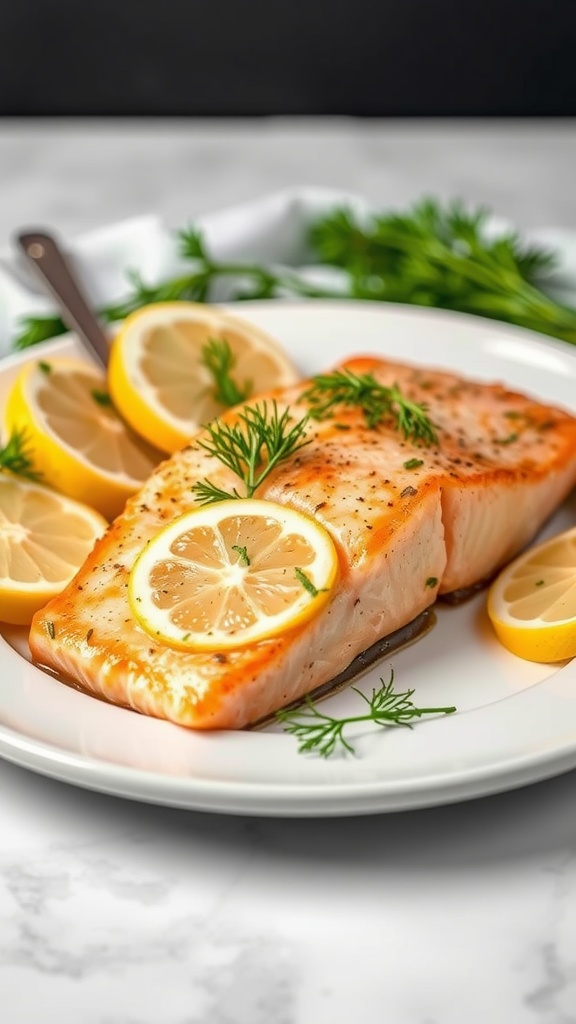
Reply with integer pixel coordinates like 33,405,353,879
16,230,110,368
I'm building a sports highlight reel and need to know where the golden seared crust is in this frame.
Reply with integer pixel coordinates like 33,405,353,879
29,356,576,729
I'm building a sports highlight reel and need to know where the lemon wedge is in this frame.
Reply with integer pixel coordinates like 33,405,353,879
487,525,576,662
129,499,338,650
0,474,107,624
107,301,300,453
4,356,163,520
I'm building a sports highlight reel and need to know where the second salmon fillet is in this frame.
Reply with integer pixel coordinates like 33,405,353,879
29,355,576,729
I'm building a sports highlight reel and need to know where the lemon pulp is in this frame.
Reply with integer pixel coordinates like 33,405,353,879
108,301,300,453
487,525,576,662
129,499,339,650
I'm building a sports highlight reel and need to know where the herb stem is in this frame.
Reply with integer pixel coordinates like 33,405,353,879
201,338,252,408
277,670,456,757
191,401,311,505
301,369,438,445
12,199,576,352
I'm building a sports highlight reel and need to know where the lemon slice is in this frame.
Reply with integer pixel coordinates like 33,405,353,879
129,498,338,650
487,526,576,662
4,356,162,520
0,474,107,625
108,301,300,453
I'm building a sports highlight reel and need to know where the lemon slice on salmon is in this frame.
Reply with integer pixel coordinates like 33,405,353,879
4,356,163,520
107,302,300,454
0,474,107,624
129,499,339,650
487,525,576,662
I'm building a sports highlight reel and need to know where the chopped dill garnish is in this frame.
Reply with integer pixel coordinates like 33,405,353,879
91,388,113,407
232,544,250,566
294,567,321,597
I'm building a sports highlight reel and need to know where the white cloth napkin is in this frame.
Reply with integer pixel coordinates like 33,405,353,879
2,186,576,356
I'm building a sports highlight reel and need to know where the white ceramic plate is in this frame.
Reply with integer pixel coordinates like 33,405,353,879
1,300,576,817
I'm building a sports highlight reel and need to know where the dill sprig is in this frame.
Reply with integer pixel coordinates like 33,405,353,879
11,226,333,350
191,400,311,505
13,199,576,351
300,368,438,445
276,670,457,758
0,429,42,481
200,338,252,407
14,315,66,349
310,199,576,343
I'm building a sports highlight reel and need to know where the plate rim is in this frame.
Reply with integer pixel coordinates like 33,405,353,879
2,298,576,817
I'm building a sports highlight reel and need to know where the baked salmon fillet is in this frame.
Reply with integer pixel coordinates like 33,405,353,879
29,355,576,730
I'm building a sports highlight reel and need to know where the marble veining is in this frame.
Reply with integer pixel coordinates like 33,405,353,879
0,833,301,1022
1,118,576,1023
522,849,576,1023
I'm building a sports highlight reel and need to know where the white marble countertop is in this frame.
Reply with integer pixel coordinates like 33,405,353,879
1,118,576,1024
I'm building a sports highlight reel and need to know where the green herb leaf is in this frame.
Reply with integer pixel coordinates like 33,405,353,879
13,316,66,351
309,198,576,344
232,544,250,566
177,226,209,262
276,669,457,758
301,368,437,445
494,433,518,445
191,400,311,504
91,388,113,407
294,566,322,597
13,197,576,353
201,338,252,407
191,479,243,505
0,429,42,480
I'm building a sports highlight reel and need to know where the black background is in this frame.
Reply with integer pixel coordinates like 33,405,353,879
0,0,575,116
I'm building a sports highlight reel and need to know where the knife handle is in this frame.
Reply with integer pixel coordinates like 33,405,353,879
16,230,110,368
